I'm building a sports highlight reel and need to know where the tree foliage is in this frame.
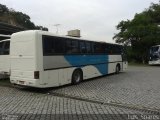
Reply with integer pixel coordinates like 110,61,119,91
0,4,9,14
0,4,48,31
113,2,160,63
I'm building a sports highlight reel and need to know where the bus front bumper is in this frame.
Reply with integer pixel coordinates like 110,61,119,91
149,60,160,65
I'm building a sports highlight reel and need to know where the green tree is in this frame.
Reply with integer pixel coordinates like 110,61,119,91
0,4,9,14
0,3,48,31
113,2,160,63
35,25,48,31
11,11,35,29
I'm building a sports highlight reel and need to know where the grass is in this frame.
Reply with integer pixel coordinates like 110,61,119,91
128,62,149,67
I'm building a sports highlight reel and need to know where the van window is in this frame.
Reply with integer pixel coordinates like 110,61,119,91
3,41,10,55
0,42,4,55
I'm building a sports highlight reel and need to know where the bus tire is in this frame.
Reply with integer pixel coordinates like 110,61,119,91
72,69,83,85
115,64,120,74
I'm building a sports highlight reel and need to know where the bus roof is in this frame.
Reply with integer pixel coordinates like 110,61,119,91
0,34,11,38
151,45,160,47
12,30,121,46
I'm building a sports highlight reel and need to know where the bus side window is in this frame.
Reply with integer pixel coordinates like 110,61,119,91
43,36,55,55
101,43,106,54
66,40,72,54
105,44,109,54
80,41,86,54
91,42,95,54
54,37,65,54
109,45,113,54
115,45,120,54
94,43,103,54
86,42,92,54
71,40,79,54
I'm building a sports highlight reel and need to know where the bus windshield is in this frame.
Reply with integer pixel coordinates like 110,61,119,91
149,46,160,61
150,46,159,53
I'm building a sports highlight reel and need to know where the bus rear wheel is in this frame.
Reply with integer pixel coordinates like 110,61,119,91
72,69,83,85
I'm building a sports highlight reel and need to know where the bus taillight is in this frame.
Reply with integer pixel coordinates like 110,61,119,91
34,71,39,79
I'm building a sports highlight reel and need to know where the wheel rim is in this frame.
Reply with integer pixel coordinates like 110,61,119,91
116,66,119,73
74,72,81,83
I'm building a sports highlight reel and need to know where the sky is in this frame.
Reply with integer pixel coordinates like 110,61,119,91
1,0,159,43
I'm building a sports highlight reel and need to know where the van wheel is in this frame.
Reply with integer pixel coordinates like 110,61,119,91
72,69,83,85
115,64,120,74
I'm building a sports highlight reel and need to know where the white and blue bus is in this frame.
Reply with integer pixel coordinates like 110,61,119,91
10,30,127,88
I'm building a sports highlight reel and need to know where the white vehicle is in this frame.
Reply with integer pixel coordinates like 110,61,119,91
0,39,10,78
10,30,127,88
149,45,160,65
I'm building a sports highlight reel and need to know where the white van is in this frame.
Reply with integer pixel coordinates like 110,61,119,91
0,39,10,79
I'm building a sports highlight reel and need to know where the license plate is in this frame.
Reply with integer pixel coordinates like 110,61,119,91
19,81,24,84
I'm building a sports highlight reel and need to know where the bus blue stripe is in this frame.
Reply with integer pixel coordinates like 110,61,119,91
64,55,108,75
94,64,108,75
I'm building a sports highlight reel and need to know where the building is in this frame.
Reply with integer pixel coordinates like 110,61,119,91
0,22,24,40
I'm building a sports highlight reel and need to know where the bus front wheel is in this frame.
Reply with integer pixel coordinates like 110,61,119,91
72,69,83,85
115,64,120,74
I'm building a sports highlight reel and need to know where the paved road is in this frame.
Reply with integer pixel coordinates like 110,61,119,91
0,66,160,120
51,66,160,110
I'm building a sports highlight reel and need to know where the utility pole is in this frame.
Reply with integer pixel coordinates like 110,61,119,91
54,24,61,34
